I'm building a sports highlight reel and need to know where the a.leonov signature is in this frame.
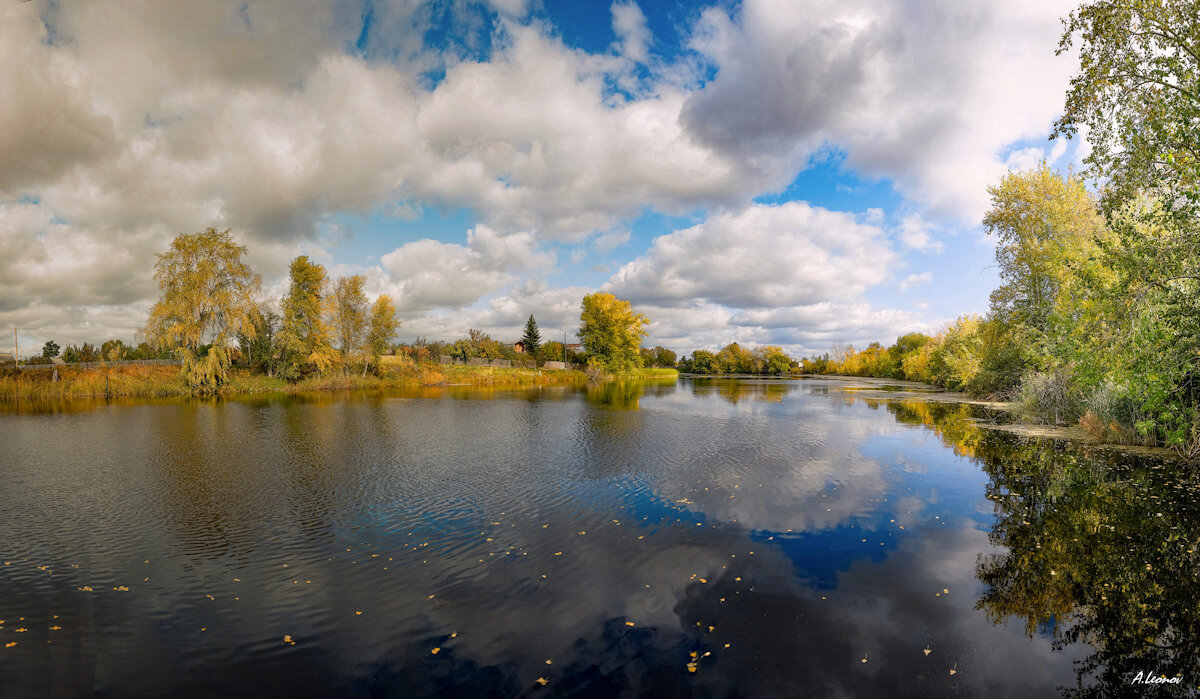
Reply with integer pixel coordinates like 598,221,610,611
1130,671,1183,685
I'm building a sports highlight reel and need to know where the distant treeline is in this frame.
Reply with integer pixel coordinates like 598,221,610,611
678,344,798,375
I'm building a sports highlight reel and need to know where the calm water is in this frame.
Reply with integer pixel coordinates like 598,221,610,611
1,377,1198,697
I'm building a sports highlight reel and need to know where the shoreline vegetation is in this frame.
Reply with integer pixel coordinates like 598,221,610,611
0,361,604,402
8,225,676,403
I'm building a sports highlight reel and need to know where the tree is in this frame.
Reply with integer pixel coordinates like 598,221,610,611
983,164,1107,349
365,294,399,375
651,346,677,368
277,256,336,378
144,228,261,351
237,302,281,377
577,292,648,374
41,340,59,359
330,274,368,370
1055,0,1200,219
521,315,541,359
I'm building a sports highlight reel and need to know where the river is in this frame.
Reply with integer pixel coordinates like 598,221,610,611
1,377,1196,696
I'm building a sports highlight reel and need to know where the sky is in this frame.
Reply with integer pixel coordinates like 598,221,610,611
0,0,1087,358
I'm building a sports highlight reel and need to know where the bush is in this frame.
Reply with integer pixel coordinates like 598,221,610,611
1076,379,1152,444
1015,368,1084,425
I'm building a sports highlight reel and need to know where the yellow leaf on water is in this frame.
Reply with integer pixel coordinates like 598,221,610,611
536,677,549,685
283,635,295,645
450,632,457,638
5,642,15,648
923,648,931,656
431,647,440,654
625,621,635,627
49,626,61,631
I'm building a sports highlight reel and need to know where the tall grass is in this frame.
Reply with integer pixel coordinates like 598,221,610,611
0,360,590,402
0,365,189,400
1014,368,1084,426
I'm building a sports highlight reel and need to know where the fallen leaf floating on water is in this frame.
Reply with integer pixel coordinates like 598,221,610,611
283,635,295,645
355,611,363,615
431,647,440,655
114,586,129,592
625,621,635,627
545,659,552,665
450,632,457,638
950,664,958,676
49,626,61,631
861,654,867,664
536,678,549,686
5,642,15,648
923,647,931,656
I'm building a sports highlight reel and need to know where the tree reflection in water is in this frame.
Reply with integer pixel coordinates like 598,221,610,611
876,398,1199,694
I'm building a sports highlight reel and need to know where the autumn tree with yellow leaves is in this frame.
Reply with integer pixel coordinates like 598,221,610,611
144,228,261,351
578,292,648,374
277,256,337,378
144,228,261,393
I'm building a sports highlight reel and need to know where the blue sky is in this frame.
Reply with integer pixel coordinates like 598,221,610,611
1,0,1085,356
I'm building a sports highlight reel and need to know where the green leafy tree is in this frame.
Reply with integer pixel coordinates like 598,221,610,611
578,292,648,374
277,256,336,378
41,340,59,359
237,303,281,377
651,346,677,368
330,274,369,371
521,315,541,359
1055,0,1200,220
365,294,400,375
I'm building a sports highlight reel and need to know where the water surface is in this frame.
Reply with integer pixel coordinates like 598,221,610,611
1,377,1197,696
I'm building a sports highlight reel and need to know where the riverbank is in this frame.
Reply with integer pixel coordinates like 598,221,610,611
804,374,1186,460
0,361,591,401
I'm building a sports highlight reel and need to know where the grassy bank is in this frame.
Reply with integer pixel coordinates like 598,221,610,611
0,361,590,401
627,367,678,379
